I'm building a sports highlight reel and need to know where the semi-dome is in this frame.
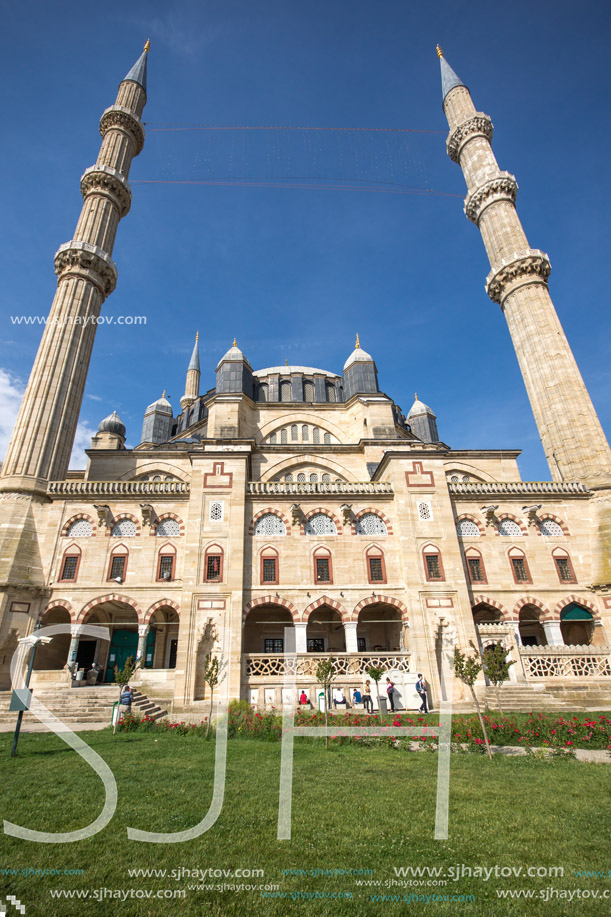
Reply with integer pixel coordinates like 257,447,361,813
98,410,126,436
343,334,374,371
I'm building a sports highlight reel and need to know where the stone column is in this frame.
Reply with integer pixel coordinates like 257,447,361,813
343,622,358,654
136,625,150,664
543,621,564,646
68,625,82,674
294,623,308,653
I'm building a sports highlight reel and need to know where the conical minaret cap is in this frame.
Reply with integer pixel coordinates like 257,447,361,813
343,334,374,371
216,339,252,370
408,393,436,418
123,43,149,93
438,49,467,102
98,410,126,436
187,332,200,372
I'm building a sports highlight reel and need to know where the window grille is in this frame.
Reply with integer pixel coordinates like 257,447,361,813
209,502,223,522
206,554,222,581
305,514,337,535
355,513,387,536
254,514,286,536
302,426,309,441
425,554,442,580
61,556,79,580
467,558,484,582
498,519,523,536
457,519,481,537
281,428,288,444
540,519,564,536
417,501,432,521
304,381,315,402
262,557,277,583
157,518,181,536
297,473,306,483
109,555,126,580
158,555,174,580
111,519,137,537
313,427,320,444
66,519,92,537
264,638,283,653
291,424,298,441
555,557,574,582
368,557,384,582
511,557,530,582
315,557,331,582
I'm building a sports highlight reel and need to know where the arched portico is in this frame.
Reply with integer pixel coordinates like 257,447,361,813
34,606,72,671
306,606,346,653
518,605,547,647
243,603,295,654
356,602,402,652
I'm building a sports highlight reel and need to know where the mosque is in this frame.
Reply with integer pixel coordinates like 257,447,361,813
1,43,610,713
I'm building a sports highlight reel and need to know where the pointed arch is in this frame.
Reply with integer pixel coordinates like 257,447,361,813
352,508,393,535
471,595,507,619
61,512,97,537
496,514,527,536
145,598,180,624
43,599,74,622
249,507,291,535
152,513,185,537
78,594,143,624
243,596,299,622
511,596,552,623
456,513,485,536
301,507,343,535
537,513,570,536
303,595,348,623
553,594,599,622
352,595,408,622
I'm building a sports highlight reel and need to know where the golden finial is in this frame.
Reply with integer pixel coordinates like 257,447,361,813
415,392,418,401
195,331,199,342
233,337,237,347
285,359,288,366
436,44,443,59
144,39,151,54
162,389,166,398
355,333,360,349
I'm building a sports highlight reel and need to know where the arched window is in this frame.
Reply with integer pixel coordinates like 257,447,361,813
156,518,181,537
323,432,331,445
498,518,523,536
284,473,293,483
355,513,387,536
305,513,337,535
457,519,481,537
66,519,93,537
313,427,320,444
269,432,277,444
59,546,81,582
313,546,333,583
309,473,318,483
157,544,177,582
508,547,531,584
326,383,337,403
260,546,279,585
304,381,315,402
422,545,444,582
321,473,330,483
449,475,460,482
297,473,306,483
254,513,287,536
302,425,309,442
107,544,129,582
203,545,223,582
552,547,576,583
464,548,487,584
462,475,470,482
111,519,137,537
280,381,292,402
281,428,288,444
366,546,386,584
540,519,564,537
257,382,268,402
291,424,298,441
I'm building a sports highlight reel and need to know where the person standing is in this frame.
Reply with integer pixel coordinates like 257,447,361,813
119,685,134,715
385,677,396,713
362,680,373,714
416,674,428,714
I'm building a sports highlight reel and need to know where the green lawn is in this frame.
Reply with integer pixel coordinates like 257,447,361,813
1,731,610,916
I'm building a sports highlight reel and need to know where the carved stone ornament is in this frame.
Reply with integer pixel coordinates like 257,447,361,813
446,113,493,163
81,165,132,217
486,249,551,304
93,503,113,528
99,106,145,155
139,503,156,528
464,172,518,224
340,503,353,526
481,505,499,528
290,503,302,526
54,241,118,297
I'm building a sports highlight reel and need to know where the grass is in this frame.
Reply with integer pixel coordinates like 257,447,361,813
1,730,610,916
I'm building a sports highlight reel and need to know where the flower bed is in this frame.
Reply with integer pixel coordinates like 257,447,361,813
116,706,611,751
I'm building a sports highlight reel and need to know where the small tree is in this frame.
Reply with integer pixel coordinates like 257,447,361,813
113,655,140,734
481,643,513,715
453,647,492,760
367,666,385,715
316,657,336,748
204,653,219,738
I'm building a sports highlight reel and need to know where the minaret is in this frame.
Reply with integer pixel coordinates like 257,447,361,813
0,43,150,496
438,46,611,585
343,334,379,400
408,394,439,444
180,332,201,410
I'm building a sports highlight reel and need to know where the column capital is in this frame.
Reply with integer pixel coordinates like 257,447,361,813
54,241,118,297
486,249,551,305
464,172,518,225
138,624,150,637
446,112,493,163
99,105,145,155
81,165,132,218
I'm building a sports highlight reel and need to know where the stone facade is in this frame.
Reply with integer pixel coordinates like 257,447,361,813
1,48,611,714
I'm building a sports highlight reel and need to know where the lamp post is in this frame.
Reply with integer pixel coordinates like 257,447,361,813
10,625,53,757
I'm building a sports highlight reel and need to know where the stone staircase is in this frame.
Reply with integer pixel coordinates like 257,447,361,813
478,685,571,711
0,686,167,727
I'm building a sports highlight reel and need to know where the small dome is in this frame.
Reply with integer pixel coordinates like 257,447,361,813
216,339,251,370
145,393,173,415
98,410,126,437
408,394,436,418
343,334,374,371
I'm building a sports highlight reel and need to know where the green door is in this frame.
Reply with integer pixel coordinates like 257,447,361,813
105,630,138,682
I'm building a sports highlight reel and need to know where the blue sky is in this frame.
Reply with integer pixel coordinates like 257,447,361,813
0,0,609,479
